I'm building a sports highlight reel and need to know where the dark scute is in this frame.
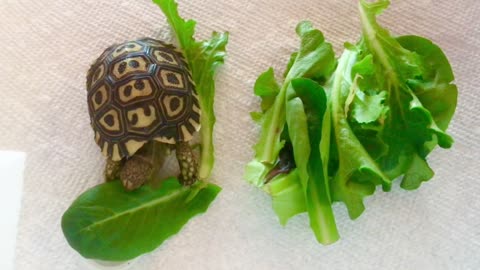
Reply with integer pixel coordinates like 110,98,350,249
104,114,115,126
190,109,200,123
159,52,173,62
144,106,151,116
186,121,196,134
127,44,136,49
129,60,140,68
94,68,102,80
134,80,145,90
131,113,138,125
118,62,127,74
116,46,126,53
94,91,103,104
124,86,132,97
192,94,200,107
166,73,180,84
170,97,180,111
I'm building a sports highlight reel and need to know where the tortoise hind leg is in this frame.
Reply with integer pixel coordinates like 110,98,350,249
105,158,122,182
176,141,198,186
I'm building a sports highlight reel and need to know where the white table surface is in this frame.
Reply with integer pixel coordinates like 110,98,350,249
1,0,479,269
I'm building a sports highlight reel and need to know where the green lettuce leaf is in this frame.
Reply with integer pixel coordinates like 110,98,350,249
327,0,457,218
328,49,390,219
286,78,339,243
247,0,458,244
396,35,458,189
356,0,455,188
153,0,229,179
351,90,388,124
254,67,281,112
264,169,305,225
62,179,221,261
245,22,338,244
245,159,272,187
397,35,457,132
245,21,336,187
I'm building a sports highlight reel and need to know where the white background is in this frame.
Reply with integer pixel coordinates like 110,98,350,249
0,152,24,270
1,0,479,269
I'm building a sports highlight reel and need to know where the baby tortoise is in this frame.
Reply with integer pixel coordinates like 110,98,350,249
86,38,200,190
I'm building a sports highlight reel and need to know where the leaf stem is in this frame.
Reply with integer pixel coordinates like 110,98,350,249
259,83,288,163
199,114,214,179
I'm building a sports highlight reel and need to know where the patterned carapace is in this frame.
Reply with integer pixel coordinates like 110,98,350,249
86,38,200,161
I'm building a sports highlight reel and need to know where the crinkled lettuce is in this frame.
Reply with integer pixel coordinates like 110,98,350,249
246,0,457,243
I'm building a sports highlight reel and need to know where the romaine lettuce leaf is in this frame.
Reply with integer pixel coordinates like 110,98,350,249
62,179,221,261
153,0,228,179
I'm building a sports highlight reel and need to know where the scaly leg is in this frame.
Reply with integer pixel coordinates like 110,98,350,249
105,158,122,182
176,141,198,186
120,142,157,191
120,155,153,191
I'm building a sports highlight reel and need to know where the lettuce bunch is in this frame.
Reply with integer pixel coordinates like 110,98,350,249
245,0,457,244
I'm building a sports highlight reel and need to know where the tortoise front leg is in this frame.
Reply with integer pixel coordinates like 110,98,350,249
119,141,169,191
120,155,153,191
176,141,198,186
105,158,122,182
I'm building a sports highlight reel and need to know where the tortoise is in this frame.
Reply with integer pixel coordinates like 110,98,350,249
86,38,200,190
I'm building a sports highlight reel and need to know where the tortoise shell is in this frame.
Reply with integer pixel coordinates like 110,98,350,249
86,38,200,161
